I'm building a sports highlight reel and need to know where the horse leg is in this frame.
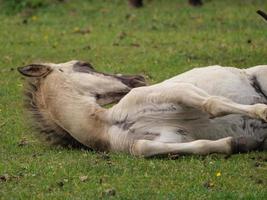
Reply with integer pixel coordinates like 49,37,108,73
130,137,233,157
174,83,267,120
201,96,267,121
114,82,267,121
129,135,267,157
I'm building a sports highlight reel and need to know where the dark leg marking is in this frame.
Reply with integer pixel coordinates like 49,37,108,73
250,76,267,99
231,134,267,153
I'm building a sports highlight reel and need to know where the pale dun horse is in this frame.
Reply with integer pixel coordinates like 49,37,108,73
18,61,267,157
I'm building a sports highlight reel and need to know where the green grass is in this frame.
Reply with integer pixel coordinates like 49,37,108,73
0,0,267,199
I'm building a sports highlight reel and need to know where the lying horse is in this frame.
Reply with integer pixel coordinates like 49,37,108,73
18,61,267,157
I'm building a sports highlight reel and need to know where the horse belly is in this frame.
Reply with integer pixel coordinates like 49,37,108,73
187,114,267,140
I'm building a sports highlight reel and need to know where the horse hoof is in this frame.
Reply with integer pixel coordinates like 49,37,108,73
231,136,266,153
254,104,267,122
261,139,267,151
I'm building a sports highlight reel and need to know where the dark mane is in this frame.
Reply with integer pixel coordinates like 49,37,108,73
24,80,90,149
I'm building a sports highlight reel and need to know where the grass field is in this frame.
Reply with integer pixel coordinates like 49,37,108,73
0,0,267,199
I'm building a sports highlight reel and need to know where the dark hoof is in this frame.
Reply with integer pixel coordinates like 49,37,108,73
261,139,267,151
231,136,266,153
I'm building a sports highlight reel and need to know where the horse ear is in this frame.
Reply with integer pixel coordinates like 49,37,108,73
17,64,52,77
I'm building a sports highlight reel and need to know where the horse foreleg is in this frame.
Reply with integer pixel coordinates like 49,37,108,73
168,83,267,121
113,82,267,122
130,137,233,157
202,96,267,121
130,135,267,157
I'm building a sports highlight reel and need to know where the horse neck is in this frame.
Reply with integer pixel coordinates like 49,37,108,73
40,78,110,143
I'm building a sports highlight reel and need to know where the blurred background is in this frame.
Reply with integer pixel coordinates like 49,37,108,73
0,1,267,199
0,0,266,81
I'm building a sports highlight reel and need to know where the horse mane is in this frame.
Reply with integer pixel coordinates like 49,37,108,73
24,80,91,149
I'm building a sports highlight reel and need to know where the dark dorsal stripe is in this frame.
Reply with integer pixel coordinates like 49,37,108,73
250,76,267,99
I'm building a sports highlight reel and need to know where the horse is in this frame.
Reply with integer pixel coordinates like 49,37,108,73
18,60,267,157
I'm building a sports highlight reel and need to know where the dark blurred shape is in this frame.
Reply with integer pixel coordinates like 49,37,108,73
128,0,203,8
189,0,203,6
257,10,267,21
22,19,28,24
129,0,143,8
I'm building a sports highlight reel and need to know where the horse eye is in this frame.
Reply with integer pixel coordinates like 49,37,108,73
78,61,94,70
73,61,95,73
